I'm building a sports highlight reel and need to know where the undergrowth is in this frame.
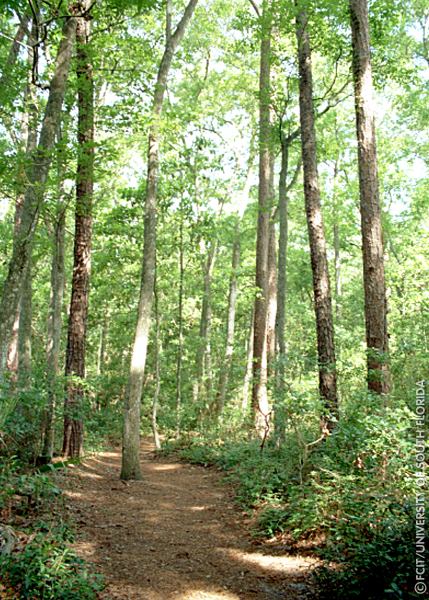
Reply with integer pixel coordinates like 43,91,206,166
165,393,426,600
0,455,103,599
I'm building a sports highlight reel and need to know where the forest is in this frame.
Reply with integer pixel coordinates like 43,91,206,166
0,0,428,598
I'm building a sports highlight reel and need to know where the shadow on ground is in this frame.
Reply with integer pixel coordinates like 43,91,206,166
60,440,319,600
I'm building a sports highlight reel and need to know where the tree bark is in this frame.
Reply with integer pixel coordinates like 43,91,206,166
274,133,291,439
41,205,66,462
216,224,240,415
296,8,338,429
252,0,274,437
121,0,199,480
175,209,185,435
63,4,94,458
349,0,390,394
5,17,38,383
266,218,277,368
332,160,342,320
96,308,109,379
0,15,76,377
152,275,162,451
242,309,255,412
193,239,217,407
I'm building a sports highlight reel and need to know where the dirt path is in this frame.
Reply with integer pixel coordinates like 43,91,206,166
60,440,319,600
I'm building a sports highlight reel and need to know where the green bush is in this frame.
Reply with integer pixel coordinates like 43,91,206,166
171,393,422,599
0,532,103,599
0,457,104,599
315,503,423,599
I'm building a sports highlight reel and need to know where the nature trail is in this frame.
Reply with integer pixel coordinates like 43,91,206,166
61,439,318,599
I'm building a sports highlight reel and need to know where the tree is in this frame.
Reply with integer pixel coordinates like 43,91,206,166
349,0,390,394
62,1,95,458
252,0,275,438
0,12,76,378
295,6,338,428
216,222,240,416
121,0,199,480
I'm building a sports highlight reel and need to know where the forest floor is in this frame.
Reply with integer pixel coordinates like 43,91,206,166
60,439,320,600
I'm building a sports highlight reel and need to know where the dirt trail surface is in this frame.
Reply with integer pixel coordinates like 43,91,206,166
60,440,319,600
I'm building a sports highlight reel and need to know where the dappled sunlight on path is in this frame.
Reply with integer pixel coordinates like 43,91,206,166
60,440,318,599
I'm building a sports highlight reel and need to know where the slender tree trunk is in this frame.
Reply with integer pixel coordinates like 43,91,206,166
17,265,32,389
97,309,109,377
242,309,254,412
252,0,274,437
194,240,217,407
216,225,240,415
152,279,161,451
332,161,342,320
63,5,94,458
5,18,38,381
274,133,290,439
0,15,76,377
349,0,390,394
121,0,199,480
266,218,277,368
296,9,338,429
175,210,185,436
41,206,66,462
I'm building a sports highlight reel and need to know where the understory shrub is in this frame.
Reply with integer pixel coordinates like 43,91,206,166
0,457,103,599
171,393,424,599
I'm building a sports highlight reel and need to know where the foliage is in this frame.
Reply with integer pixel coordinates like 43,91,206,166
0,531,104,600
0,458,103,599
168,391,424,599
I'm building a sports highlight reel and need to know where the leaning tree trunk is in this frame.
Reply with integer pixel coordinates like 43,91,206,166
216,225,240,416
63,4,94,458
296,8,338,430
252,0,274,438
15,19,40,392
121,0,199,480
7,86,38,380
349,0,390,394
0,15,76,377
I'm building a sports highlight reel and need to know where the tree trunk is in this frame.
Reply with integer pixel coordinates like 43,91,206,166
333,160,342,320
63,5,94,458
216,225,240,415
266,218,277,369
296,9,338,429
97,309,109,377
175,209,185,436
152,279,162,451
121,0,199,480
41,205,66,462
252,0,274,437
242,310,255,412
17,264,32,390
194,240,217,408
5,17,38,382
0,15,76,377
274,133,290,440
349,0,390,394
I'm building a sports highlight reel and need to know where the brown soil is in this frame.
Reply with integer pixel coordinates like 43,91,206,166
60,440,319,600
